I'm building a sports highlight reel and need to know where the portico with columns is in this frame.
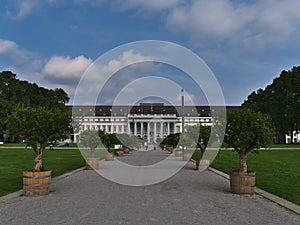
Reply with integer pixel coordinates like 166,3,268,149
71,103,236,143
128,114,176,143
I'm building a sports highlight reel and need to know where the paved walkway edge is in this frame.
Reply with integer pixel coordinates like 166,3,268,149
208,167,300,215
0,167,85,203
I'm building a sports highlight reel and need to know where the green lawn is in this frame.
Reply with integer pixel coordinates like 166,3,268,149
211,150,300,205
270,143,300,148
0,148,85,197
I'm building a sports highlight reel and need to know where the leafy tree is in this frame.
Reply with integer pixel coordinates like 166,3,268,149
79,130,101,157
8,107,72,171
160,133,180,148
185,125,212,170
243,66,300,143
224,109,275,173
98,130,120,151
0,71,69,135
185,125,211,155
116,133,140,149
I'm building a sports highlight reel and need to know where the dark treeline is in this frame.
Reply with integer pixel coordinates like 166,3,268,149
243,66,300,143
0,70,69,141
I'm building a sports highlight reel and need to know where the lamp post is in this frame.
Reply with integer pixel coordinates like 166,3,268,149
181,89,185,134
181,89,185,151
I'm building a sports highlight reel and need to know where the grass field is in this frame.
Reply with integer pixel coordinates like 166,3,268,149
0,148,85,197
211,150,300,205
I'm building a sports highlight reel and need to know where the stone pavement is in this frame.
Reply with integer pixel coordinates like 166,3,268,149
0,149,300,225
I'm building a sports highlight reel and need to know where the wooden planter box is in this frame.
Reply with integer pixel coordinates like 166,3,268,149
174,150,183,156
182,153,192,161
105,152,114,161
86,157,100,170
123,148,130,154
166,147,174,153
230,170,255,194
23,170,51,196
117,150,124,156
195,159,210,170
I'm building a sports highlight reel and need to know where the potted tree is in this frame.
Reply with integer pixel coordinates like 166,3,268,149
8,106,71,196
99,130,120,158
187,125,212,170
179,133,194,161
225,109,275,194
160,133,180,154
79,130,101,169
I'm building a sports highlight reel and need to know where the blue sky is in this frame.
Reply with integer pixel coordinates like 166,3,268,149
1,0,300,106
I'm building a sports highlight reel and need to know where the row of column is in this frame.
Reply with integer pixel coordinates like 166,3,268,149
128,121,175,143
82,124,126,133
79,122,176,143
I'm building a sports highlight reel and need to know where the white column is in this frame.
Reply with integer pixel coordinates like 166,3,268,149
147,122,150,142
74,135,77,143
116,125,119,133
141,123,144,137
167,123,170,135
134,122,137,136
154,122,157,143
105,125,108,132
121,125,125,133
127,122,130,135
160,122,163,138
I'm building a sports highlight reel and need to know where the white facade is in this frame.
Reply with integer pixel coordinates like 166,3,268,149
72,114,212,143
71,104,230,143
285,131,300,144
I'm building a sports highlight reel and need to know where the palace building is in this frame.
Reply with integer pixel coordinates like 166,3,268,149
71,103,239,143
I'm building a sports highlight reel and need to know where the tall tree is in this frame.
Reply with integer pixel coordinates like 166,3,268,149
243,66,300,143
0,71,70,135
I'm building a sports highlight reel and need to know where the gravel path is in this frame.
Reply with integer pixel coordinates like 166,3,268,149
0,149,299,225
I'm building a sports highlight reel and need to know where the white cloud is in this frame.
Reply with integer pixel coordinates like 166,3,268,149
7,0,41,19
102,50,154,76
0,39,18,54
167,0,250,40
43,55,93,81
72,50,156,105
0,38,41,70
166,0,300,49
243,0,300,50
117,0,183,11
6,0,67,19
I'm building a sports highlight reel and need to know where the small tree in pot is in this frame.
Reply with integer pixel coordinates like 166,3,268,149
225,109,275,194
79,130,101,169
8,106,72,196
186,125,212,170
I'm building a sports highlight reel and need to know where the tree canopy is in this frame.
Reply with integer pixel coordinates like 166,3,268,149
8,107,72,171
98,130,120,151
2,70,72,171
242,66,300,142
224,109,275,172
79,130,101,157
0,71,69,132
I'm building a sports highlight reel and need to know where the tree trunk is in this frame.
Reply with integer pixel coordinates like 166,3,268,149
34,150,43,172
239,153,248,173
195,159,200,170
91,147,95,157
33,143,46,172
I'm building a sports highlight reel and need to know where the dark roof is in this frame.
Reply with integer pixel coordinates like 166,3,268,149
70,104,240,117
